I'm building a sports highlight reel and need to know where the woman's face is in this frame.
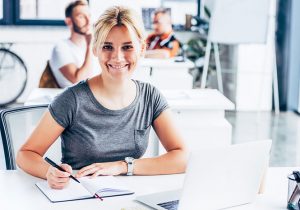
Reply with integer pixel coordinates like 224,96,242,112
96,25,143,81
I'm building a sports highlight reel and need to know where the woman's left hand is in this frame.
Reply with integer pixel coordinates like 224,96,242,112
75,161,127,178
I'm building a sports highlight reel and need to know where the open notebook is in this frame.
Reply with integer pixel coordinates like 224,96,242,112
36,176,134,202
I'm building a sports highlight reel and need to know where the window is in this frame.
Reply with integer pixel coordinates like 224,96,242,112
19,0,70,20
163,0,198,30
15,0,74,25
0,0,200,28
0,0,76,25
90,0,199,30
90,0,161,29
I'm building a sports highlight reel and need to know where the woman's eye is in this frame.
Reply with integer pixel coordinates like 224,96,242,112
123,45,134,50
103,45,113,50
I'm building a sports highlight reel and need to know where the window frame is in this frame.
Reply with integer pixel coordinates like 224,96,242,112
14,0,69,26
0,0,200,28
0,0,12,24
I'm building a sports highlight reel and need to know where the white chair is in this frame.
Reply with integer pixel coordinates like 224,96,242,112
0,105,61,169
200,0,279,113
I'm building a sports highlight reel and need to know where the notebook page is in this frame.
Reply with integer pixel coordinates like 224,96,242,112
36,179,92,202
80,176,131,195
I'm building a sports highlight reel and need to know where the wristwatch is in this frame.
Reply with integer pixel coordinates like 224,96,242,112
124,157,135,176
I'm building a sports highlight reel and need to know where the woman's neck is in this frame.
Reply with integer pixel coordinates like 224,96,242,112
99,75,134,96
94,75,136,110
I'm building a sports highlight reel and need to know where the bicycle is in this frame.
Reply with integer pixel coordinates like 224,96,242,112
0,43,28,107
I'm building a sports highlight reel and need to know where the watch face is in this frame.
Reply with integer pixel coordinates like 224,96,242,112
125,157,134,163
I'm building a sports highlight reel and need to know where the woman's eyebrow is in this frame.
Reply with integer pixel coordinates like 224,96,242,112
103,41,132,45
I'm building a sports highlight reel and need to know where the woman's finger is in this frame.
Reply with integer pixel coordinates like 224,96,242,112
53,168,70,177
91,169,105,178
77,165,100,177
60,164,73,174
50,182,68,189
77,163,96,174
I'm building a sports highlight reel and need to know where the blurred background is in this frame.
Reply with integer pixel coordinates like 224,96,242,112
0,0,300,168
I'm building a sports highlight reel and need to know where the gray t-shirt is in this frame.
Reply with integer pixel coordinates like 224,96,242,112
49,80,169,169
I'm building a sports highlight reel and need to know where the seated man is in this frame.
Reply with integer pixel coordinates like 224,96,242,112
49,0,95,88
145,9,181,59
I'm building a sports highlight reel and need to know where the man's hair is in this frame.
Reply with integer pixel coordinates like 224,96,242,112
65,0,88,18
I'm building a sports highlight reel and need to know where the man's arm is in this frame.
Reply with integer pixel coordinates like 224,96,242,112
145,40,181,59
60,35,93,83
145,49,170,59
168,40,180,57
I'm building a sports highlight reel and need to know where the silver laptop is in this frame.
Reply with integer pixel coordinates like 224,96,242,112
135,140,272,210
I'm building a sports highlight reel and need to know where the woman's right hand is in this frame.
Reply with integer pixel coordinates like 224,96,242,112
46,164,73,189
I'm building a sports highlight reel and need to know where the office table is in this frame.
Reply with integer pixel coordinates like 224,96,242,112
134,58,195,89
155,89,234,154
0,167,293,210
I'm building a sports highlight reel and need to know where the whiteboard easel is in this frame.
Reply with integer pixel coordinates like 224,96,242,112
200,0,279,113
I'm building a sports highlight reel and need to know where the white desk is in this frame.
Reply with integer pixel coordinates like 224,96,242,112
25,88,65,106
155,89,234,155
25,88,234,157
134,58,195,90
140,58,195,69
0,167,293,210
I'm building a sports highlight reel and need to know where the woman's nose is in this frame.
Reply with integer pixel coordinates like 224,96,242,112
112,48,125,61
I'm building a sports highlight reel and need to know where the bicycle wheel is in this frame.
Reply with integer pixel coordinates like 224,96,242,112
0,48,27,106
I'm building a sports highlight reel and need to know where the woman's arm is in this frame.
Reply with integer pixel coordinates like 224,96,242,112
76,108,188,177
16,111,66,179
133,108,188,175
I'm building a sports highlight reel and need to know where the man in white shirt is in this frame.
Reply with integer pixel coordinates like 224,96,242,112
49,0,95,88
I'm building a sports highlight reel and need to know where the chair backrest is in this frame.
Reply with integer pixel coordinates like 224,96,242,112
39,61,61,88
0,131,5,169
208,0,271,44
0,105,62,170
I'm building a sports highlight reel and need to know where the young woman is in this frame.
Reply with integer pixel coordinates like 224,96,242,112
17,6,187,189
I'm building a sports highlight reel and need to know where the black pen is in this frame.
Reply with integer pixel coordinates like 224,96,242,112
45,157,80,183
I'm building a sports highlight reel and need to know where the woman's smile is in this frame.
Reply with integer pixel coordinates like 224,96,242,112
107,63,129,72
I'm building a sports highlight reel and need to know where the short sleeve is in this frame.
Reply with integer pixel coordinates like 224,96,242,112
50,42,75,71
48,88,77,128
152,86,169,121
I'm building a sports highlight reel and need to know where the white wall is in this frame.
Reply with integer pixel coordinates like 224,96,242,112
0,26,199,103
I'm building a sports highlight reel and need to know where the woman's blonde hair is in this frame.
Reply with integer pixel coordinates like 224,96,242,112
93,6,146,54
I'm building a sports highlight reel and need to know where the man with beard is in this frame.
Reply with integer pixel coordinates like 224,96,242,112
145,9,181,59
49,0,95,88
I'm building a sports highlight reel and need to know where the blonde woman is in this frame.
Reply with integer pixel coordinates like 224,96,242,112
17,6,187,189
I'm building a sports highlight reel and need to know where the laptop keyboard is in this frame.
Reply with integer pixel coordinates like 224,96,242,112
157,200,179,210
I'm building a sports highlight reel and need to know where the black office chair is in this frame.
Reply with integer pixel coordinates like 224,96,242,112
0,105,62,169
